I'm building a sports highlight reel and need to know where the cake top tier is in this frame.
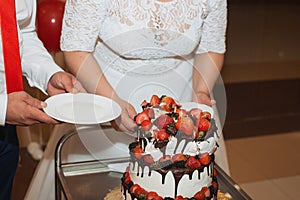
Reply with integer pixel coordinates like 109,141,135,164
131,95,218,159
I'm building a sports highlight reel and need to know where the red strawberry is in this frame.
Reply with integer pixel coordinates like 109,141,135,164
175,196,188,200
143,154,154,164
176,116,194,135
173,98,182,108
160,96,176,112
212,181,218,191
201,186,210,198
176,108,188,119
213,169,217,177
124,171,129,178
141,120,153,131
135,111,150,125
201,111,211,120
155,115,174,129
150,95,160,107
141,100,149,108
198,118,210,131
188,108,202,120
199,152,211,165
135,187,147,196
172,153,186,162
124,175,132,185
132,146,143,159
155,129,169,141
194,190,205,200
186,156,201,169
130,184,141,194
146,191,163,200
159,155,171,162
144,107,155,119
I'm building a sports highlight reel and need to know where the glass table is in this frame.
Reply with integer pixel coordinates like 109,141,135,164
55,126,252,200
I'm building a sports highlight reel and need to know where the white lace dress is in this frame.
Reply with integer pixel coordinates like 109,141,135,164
61,0,227,112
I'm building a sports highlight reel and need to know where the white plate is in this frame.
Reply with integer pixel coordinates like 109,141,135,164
43,93,121,124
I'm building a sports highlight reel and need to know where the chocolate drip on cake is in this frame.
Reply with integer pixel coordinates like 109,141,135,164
154,140,168,158
173,131,194,154
133,160,208,198
140,138,148,152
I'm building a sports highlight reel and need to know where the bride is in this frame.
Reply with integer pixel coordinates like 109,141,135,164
26,0,229,199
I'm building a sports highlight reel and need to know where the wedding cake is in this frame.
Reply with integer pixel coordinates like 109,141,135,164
119,95,220,200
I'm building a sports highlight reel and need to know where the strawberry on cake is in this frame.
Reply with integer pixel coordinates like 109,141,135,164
108,95,221,200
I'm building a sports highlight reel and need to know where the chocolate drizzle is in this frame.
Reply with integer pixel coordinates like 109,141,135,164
173,131,194,154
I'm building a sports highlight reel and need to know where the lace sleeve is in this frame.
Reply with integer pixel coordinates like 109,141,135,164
197,0,227,54
60,0,107,52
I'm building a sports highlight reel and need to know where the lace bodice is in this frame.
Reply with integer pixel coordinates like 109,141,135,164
61,0,226,75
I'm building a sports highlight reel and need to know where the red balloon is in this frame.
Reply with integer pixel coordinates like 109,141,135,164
36,0,66,52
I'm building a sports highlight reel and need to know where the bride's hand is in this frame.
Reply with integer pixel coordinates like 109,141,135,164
192,91,216,106
110,98,137,133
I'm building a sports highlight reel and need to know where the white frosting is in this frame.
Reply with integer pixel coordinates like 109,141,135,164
142,134,218,159
198,133,218,154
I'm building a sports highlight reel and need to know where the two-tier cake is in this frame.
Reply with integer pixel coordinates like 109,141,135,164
119,95,220,200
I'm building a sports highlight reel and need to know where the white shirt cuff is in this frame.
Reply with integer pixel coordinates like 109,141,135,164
0,94,8,126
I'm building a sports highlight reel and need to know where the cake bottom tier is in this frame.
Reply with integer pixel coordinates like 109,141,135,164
121,163,219,200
